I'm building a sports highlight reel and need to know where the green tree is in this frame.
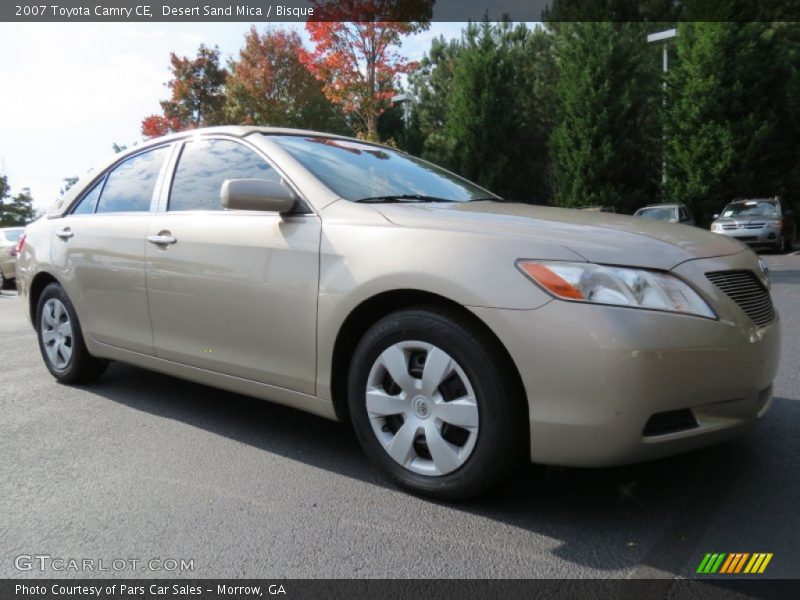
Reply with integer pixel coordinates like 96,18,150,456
664,22,800,223
408,35,463,164
0,186,38,227
549,22,661,211
445,21,552,202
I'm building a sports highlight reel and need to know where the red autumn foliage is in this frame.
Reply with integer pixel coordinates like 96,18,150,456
141,44,227,139
301,0,429,139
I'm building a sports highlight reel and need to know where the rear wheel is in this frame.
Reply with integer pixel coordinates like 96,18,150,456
36,283,108,383
348,307,525,500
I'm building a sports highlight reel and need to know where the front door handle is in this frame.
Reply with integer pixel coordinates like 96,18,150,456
56,227,74,240
147,234,177,246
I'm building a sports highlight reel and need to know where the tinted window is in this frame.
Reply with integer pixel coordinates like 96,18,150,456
71,178,104,215
96,147,168,214
268,135,494,202
169,139,279,211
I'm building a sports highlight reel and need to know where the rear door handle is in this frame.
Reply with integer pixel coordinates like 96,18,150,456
56,227,74,240
147,234,177,245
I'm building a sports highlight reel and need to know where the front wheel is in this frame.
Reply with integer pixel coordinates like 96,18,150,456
36,283,108,384
348,307,525,501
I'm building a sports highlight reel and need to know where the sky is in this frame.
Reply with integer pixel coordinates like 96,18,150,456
0,22,466,209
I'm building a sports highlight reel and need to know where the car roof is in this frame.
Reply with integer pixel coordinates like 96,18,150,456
136,125,364,149
637,204,682,209
48,126,375,218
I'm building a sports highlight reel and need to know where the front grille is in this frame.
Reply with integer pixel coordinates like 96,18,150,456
643,409,698,436
744,222,766,229
706,270,775,326
722,223,738,230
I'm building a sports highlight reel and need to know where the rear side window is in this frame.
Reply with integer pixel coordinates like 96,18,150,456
95,147,168,214
71,178,104,215
169,139,280,211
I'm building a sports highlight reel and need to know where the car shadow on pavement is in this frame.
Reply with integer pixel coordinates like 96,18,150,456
86,362,800,579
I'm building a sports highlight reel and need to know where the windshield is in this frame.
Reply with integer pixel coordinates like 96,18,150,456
2,228,24,242
721,201,780,218
267,135,496,202
635,207,675,221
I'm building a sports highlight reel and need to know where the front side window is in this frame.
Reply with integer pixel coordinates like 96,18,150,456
95,147,168,214
268,135,494,203
71,178,104,215
169,139,280,211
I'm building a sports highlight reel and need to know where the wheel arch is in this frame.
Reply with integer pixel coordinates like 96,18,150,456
28,271,60,326
329,289,528,440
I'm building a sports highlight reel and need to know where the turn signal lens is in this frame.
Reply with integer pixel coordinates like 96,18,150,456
11,234,26,257
517,260,716,319
518,262,584,300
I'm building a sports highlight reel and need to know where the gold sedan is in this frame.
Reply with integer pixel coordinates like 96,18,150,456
16,127,780,499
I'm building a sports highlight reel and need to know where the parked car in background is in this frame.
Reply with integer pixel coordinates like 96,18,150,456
0,227,25,289
633,203,695,226
710,198,796,253
15,126,780,500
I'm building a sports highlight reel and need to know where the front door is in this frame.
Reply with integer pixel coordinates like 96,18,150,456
144,137,320,394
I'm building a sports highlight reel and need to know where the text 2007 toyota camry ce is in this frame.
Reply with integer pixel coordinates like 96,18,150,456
16,127,780,500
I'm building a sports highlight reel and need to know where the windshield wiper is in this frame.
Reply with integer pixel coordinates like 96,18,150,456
354,194,461,204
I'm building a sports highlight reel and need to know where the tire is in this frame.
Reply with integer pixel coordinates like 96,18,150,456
347,306,526,501
36,283,108,384
0,270,5,290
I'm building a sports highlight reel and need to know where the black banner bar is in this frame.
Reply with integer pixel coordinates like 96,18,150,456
3,0,800,23
3,579,799,600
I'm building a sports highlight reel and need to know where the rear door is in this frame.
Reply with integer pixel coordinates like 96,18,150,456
49,145,171,354
144,137,321,394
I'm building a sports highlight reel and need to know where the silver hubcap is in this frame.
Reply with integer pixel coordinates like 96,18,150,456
41,298,74,371
366,341,479,476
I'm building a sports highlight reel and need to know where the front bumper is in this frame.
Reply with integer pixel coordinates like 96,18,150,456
713,227,782,247
469,252,781,467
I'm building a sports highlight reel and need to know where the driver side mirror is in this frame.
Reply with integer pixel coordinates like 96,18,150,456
221,179,297,214
713,213,720,219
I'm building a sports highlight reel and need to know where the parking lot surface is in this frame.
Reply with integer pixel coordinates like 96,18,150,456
1,254,798,579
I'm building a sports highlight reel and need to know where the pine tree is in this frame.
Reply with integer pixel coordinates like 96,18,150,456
445,21,550,202
549,22,661,211
664,22,800,223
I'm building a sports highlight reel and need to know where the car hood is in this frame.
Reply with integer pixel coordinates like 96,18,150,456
373,201,744,270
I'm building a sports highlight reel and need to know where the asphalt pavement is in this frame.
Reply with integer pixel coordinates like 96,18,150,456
1,253,798,580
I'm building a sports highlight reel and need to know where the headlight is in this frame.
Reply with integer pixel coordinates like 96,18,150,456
711,223,723,232
758,257,771,289
766,219,782,229
517,260,716,319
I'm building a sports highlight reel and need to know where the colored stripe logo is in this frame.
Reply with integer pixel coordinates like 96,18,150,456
696,553,773,574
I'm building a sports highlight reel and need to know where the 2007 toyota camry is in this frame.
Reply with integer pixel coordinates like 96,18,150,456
16,127,780,500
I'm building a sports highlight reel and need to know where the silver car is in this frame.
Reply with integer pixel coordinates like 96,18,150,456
0,226,25,289
711,198,797,253
16,127,781,500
